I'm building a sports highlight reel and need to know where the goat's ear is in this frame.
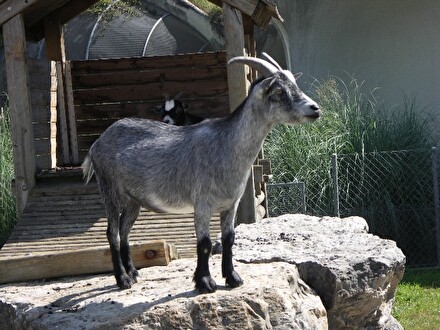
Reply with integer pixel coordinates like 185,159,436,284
254,76,277,99
294,72,303,80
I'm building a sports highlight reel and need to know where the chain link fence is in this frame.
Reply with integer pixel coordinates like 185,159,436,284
267,148,440,267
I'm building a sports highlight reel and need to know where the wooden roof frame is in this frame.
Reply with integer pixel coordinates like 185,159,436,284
0,0,100,41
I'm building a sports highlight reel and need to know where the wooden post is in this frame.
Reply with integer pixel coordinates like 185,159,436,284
55,61,71,165
223,3,256,224
49,61,58,168
3,14,36,215
64,61,79,164
223,3,248,111
45,16,71,165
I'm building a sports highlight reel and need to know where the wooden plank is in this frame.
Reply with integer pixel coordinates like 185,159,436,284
0,240,171,284
3,14,36,214
71,52,227,73
50,61,58,168
55,60,70,165
73,80,228,105
71,67,227,89
65,61,79,164
74,97,229,120
32,123,50,139
35,155,51,171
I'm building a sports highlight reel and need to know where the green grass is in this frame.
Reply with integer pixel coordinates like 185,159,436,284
0,104,16,248
394,268,440,329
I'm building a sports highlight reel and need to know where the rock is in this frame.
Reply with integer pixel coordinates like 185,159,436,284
234,214,406,330
0,214,405,329
0,256,327,329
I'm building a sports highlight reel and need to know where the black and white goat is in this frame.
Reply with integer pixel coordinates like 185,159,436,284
82,54,321,293
160,98,204,126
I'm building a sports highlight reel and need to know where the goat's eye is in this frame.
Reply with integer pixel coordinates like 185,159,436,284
275,88,283,95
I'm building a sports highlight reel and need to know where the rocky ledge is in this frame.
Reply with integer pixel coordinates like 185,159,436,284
0,215,405,329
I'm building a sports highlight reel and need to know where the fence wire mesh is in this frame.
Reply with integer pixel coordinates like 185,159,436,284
267,148,440,267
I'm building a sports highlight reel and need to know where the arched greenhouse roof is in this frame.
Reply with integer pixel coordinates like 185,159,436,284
28,0,219,60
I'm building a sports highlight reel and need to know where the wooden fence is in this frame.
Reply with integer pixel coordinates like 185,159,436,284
71,51,230,160
26,51,230,169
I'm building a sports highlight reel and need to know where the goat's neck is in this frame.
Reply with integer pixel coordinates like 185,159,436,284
226,99,273,168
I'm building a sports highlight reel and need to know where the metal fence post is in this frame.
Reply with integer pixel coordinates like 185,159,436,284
331,153,340,217
431,147,440,267
299,181,306,214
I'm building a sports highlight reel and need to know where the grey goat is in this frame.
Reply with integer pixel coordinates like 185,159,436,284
82,53,321,293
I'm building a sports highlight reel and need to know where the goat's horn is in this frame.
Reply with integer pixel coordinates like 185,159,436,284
228,56,278,77
261,52,282,71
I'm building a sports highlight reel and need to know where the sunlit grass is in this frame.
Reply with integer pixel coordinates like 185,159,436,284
393,268,440,329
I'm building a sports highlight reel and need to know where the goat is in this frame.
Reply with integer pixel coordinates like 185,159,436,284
160,98,204,126
81,53,321,293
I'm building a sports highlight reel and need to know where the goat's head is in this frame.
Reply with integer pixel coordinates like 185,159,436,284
160,97,189,126
228,53,321,125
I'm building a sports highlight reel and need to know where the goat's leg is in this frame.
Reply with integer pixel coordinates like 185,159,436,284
220,203,243,288
119,201,141,282
193,206,217,293
105,202,133,289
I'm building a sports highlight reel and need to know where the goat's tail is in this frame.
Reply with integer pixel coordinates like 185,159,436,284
81,154,95,184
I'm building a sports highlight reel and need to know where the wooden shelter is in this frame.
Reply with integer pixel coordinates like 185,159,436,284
0,0,282,284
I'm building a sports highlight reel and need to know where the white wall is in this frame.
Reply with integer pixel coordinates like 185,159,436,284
275,0,440,113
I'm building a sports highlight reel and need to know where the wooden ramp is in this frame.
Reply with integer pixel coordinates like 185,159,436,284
0,169,221,284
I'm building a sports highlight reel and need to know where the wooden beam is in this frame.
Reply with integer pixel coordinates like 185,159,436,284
212,0,283,27
3,14,36,214
0,240,173,284
44,15,65,61
0,0,39,26
55,61,71,165
223,2,247,111
25,0,100,41
65,61,79,164
53,0,100,26
223,3,257,224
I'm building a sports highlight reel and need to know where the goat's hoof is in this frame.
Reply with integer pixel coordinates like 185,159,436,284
225,271,243,288
117,273,134,290
128,268,140,283
195,276,217,293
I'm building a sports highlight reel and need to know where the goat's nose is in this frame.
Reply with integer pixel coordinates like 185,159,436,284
310,104,320,111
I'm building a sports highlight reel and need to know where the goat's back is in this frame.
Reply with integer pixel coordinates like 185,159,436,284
87,117,245,212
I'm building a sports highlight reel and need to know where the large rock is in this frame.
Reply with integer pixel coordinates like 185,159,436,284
0,214,405,329
0,256,327,329
234,214,406,329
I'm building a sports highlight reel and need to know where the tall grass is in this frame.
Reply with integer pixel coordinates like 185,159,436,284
264,77,439,265
0,103,16,248
265,77,438,183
